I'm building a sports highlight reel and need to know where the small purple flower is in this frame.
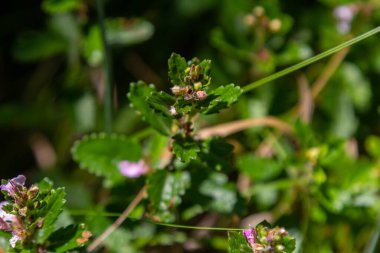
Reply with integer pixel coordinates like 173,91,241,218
243,227,256,247
0,175,26,198
334,5,354,22
333,5,356,34
118,160,149,178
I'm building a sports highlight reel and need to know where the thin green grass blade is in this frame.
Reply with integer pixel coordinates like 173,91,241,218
242,26,380,93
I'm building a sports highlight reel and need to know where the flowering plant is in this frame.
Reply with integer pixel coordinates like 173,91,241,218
0,175,90,253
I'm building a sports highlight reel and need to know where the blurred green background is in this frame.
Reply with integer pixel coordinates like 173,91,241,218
0,0,380,252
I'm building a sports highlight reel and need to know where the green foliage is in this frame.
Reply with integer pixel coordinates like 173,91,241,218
71,133,142,187
47,224,89,252
237,155,283,181
42,0,82,13
171,135,200,163
200,84,242,114
36,188,66,243
128,81,173,136
13,31,67,62
147,170,191,222
228,231,252,253
168,53,189,86
199,172,237,214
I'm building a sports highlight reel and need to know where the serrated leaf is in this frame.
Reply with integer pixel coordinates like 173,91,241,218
168,53,188,85
172,135,201,163
106,18,154,46
227,231,252,253
13,31,67,62
47,224,90,252
237,155,283,181
42,0,82,13
38,178,54,194
147,170,190,222
146,91,176,117
71,133,142,187
36,188,66,243
200,84,242,114
128,81,173,136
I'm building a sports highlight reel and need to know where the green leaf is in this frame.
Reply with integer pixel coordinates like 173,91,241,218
146,91,176,117
237,155,283,181
13,31,67,62
200,138,233,171
365,135,380,158
227,231,252,253
42,0,82,13
83,26,103,66
47,224,90,252
172,135,201,163
71,133,142,187
36,188,66,243
106,18,154,46
147,170,190,222
168,53,188,85
38,178,54,194
199,172,237,213
200,84,242,114
128,81,173,136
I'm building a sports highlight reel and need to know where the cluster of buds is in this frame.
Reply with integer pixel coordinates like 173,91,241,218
244,6,282,33
171,85,208,102
0,175,39,248
169,59,210,117
243,224,294,253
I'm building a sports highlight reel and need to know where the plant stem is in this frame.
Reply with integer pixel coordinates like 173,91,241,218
87,185,147,252
242,26,380,93
95,0,113,133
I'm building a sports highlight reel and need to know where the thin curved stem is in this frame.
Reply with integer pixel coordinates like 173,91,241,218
87,185,147,252
242,26,380,93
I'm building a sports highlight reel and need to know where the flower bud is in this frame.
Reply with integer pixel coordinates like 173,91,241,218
195,90,207,100
27,185,39,200
171,85,181,96
269,19,282,33
18,207,27,217
253,6,265,17
194,82,202,90
244,14,255,26
170,106,178,116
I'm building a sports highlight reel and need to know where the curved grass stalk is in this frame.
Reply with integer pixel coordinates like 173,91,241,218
242,26,380,93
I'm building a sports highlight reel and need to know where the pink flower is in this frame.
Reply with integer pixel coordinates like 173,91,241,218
0,201,23,248
243,227,256,247
0,175,26,198
118,160,149,178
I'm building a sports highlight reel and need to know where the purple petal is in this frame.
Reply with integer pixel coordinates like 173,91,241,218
333,5,354,22
118,160,149,178
12,175,26,186
243,228,256,246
